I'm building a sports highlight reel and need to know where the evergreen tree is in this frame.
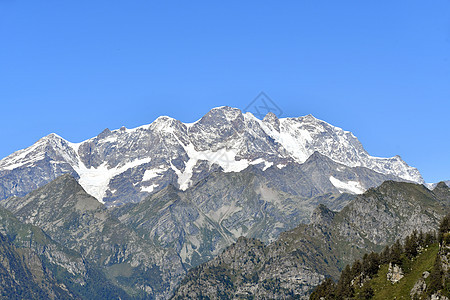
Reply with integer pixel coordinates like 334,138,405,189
390,239,403,266
425,231,436,246
336,265,354,298
351,260,362,277
360,286,374,299
310,277,336,300
428,254,443,295
439,213,450,243
417,230,425,248
381,245,390,264
363,252,380,277
404,231,418,259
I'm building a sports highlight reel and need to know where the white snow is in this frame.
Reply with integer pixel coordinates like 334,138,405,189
0,138,44,170
0,106,425,201
250,158,273,171
424,183,435,190
174,142,250,190
73,158,151,202
247,113,313,163
247,112,423,183
68,141,82,153
142,165,167,181
141,184,159,193
1,154,45,170
100,136,118,144
0,133,79,170
329,176,365,194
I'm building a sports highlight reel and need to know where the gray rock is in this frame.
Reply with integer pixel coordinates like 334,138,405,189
410,277,426,299
2,174,186,299
173,181,450,299
0,107,423,206
387,263,404,283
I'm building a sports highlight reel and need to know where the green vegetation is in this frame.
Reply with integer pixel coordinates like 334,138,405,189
368,243,438,300
311,212,450,300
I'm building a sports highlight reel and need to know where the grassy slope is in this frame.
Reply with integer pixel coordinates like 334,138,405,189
354,243,439,300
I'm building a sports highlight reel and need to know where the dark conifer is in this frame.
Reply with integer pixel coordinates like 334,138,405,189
351,260,362,277
310,277,336,300
336,265,354,298
390,239,403,266
428,254,444,294
381,245,390,264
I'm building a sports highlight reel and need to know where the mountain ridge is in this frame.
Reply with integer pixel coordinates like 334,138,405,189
1,174,186,299
0,107,423,206
111,154,408,268
172,181,450,299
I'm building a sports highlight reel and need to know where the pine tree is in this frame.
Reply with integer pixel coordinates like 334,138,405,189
310,277,336,300
360,285,374,299
390,239,403,266
428,254,443,295
336,265,354,298
364,252,380,277
351,260,362,277
405,231,418,259
417,230,425,248
425,231,436,246
439,213,450,243
381,245,390,264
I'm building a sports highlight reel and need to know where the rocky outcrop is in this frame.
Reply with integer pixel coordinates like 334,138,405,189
410,272,428,299
387,263,404,283
431,292,450,300
172,236,322,299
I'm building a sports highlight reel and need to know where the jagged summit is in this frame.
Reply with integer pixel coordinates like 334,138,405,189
310,203,336,226
0,106,424,204
435,181,449,189
262,111,280,131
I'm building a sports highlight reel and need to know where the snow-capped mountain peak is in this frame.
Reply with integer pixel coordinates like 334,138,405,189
0,106,423,205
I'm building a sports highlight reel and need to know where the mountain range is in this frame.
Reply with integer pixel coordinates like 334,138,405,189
0,106,423,207
0,106,446,299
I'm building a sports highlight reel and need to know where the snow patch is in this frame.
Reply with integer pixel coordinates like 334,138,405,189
74,158,151,202
175,143,250,190
250,158,273,171
329,176,365,194
142,165,167,181
141,184,159,193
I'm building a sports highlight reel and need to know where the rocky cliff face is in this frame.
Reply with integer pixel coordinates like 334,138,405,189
173,236,323,299
172,181,450,299
0,232,73,299
0,204,87,281
110,151,408,268
1,172,435,299
0,202,135,299
2,174,186,299
113,166,357,268
0,107,423,206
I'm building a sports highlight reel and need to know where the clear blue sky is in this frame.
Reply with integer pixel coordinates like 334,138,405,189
0,1,449,182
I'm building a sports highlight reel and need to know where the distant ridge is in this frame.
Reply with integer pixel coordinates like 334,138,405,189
0,106,423,205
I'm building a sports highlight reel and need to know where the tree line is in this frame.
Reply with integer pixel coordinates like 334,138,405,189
310,213,450,300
